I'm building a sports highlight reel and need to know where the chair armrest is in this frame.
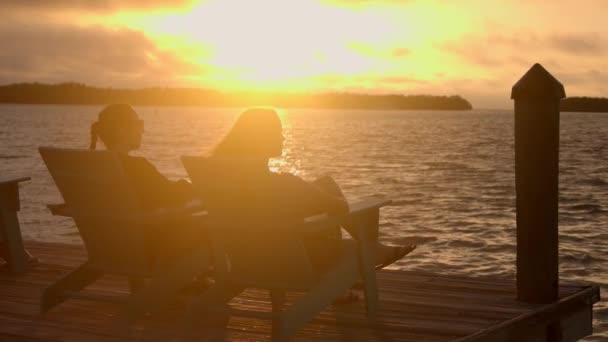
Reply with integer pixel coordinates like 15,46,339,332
47,200,207,223
342,197,391,240
347,197,392,215
299,197,392,234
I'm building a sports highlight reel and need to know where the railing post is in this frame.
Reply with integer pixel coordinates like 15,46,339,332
511,63,565,304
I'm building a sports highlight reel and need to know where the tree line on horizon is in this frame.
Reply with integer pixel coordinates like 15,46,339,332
0,82,473,110
560,97,608,113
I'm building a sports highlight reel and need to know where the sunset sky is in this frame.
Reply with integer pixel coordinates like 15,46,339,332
1,0,607,108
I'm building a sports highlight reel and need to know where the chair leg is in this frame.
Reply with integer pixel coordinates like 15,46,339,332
185,281,243,318
270,289,286,311
128,277,145,293
281,252,360,340
357,240,379,319
272,320,288,342
270,289,286,341
118,247,211,323
348,209,381,319
41,262,103,313
0,208,28,274
181,281,243,339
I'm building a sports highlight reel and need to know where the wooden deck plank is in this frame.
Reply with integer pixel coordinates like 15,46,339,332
0,241,599,341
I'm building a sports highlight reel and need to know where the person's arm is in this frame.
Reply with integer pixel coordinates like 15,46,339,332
311,187,348,216
274,173,348,217
121,156,194,209
147,168,194,207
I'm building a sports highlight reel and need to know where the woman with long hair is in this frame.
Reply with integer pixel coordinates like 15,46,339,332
211,107,415,273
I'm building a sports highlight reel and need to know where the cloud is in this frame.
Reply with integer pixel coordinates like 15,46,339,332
445,32,607,68
0,21,203,87
373,76,427,85
440,30,608,107
553,70,608,99
556,69,608,89
550,33,606,55
442,33,535,68
0,0,195,12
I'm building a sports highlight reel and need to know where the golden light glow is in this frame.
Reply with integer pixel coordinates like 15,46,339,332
7,0,608,108
70,0,486,92
147,0,399,88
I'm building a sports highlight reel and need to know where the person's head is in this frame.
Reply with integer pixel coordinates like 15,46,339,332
89,104,143,153
213,108,283,159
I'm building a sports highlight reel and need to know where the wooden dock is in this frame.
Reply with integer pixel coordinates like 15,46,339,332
0,241,599,341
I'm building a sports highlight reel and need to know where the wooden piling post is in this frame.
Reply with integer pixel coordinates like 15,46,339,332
511,63,565,303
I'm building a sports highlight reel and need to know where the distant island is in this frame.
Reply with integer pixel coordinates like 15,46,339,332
0,83,473,110
561,97,608,113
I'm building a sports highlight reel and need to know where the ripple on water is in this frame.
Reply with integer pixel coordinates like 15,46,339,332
393,235,438,246
563,203,604,214
447,239,486,249
482,243,515,253
421,161,474,171
561,251,603,265
578,177,608,187
390,198,429,206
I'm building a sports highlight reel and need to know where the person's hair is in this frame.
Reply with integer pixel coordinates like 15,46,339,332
212,108,282,158
89,104,139,150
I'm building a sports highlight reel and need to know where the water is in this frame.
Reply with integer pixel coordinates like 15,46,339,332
1,104,606,339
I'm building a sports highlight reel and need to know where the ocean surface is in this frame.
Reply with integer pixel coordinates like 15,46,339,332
1,104,606,339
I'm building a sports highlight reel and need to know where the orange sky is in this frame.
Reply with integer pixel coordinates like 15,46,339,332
1,0,607,108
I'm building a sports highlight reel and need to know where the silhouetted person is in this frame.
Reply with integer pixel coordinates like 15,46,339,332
89,104,193,209
211,108,415,274
89,104,200,267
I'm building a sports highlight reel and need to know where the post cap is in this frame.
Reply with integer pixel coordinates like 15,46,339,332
511,63,566,100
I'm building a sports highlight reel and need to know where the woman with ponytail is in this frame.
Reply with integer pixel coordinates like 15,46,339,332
90,104,193,210
89,104,201,268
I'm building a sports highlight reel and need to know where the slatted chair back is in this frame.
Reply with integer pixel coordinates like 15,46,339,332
39,147,150,275
181,156,316,289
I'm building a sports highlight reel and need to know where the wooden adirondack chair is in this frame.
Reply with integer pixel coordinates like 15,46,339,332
181,156,389,341
39,147,211,322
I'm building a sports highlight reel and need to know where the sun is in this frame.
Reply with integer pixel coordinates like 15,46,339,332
144,0,396,90
68,0,483,93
